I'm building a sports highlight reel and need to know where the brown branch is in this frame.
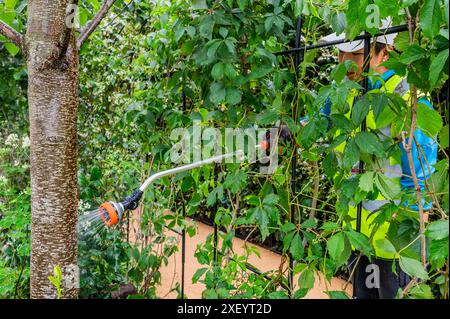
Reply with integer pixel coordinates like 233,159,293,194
0,19,23,50
414,137,446,218
398,278,419,299
76,0,118,49
402,8,427,267
302,161,320,248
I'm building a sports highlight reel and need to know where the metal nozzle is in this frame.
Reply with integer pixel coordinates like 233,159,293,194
99,189,142,227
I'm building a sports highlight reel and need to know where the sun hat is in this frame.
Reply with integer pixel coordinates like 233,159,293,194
320,17,397,52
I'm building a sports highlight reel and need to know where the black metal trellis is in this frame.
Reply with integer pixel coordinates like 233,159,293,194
181,196,186,299
173,20,410,298
288,16,303,297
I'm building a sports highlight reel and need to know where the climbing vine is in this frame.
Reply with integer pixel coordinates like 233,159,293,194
0,0,448,299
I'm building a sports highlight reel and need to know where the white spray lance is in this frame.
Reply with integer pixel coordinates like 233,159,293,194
98,150,247,227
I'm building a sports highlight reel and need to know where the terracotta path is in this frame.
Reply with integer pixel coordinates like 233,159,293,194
130,215,353,299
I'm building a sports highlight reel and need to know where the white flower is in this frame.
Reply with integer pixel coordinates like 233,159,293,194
5,134,19,147
22,136,30,148
0,175,7,185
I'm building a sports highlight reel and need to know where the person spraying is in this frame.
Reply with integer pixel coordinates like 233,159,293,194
261,18,437,299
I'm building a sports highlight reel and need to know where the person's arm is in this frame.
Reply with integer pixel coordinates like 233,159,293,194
299,97,332,127
262,98,332,149
399,98,438,210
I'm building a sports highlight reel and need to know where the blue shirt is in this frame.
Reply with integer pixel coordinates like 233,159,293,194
311,70,438,211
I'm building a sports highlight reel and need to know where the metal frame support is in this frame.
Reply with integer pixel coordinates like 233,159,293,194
288,16,303,296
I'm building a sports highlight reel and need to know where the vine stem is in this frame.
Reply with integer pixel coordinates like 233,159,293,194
403,8,427,267
399,278,418,299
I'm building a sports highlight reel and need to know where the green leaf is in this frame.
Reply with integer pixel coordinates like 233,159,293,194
374,0,399,17
359,172,374,192
343,138,360,169
355,132,384,157
298,269,315,289
345,230,372,256
400,45,427,64
192,0,208,9
249,206,270,240
375,173,401,200
371,94,390,121
408,284,433,299
226,87,242,105
281,222,296,233
323,151,338,179
192,267,208,283
246,195,260,206
321,222,340,231
375,238,398,255
257,109,279,125
417,100,443,137
199,15,214,39
382,58,407,77
90,166,102,181
206,185,223,207
223,170,247,194
268,290,289,299
330,12,347,35
293,0,307,17
209,82,226,104
263,193,278,206
283,230,296,254
345,0,367,39
327,233,345,262
325,290,350,299
425,220,449,240
330,86,350,113
211,63,225,80
300,121,319,148
393,31,411,52
399,256,429,280
247,65,273,81
290,232,304,260
331,63,347,84
293,263,307,274
351,96,370,127
331,114,353,131
301,218,317,229
439,125,449,148
237,0,247,11
223,64,237,79
429,238,449,269
429,49,449,89
420,0,442,39
4,43,20,56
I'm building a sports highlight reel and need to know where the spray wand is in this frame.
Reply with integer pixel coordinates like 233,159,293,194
98,126,293,228
99,150,245,227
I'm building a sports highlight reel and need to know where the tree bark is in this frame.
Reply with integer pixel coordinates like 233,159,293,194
26,0,79,299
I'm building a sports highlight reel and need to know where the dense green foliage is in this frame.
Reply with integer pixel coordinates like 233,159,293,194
1,0,449,299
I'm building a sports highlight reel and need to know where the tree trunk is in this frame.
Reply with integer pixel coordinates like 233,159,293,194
26,0,79,299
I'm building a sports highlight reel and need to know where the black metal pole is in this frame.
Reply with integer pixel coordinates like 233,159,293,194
181,198,186,299
213,215,218,264
289,16,303,297
181,81,187,299
357,32,371,233
352,31,371,299
275,24,407,56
